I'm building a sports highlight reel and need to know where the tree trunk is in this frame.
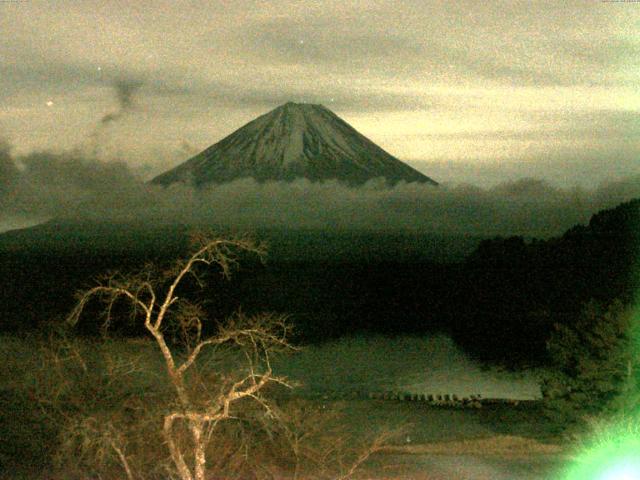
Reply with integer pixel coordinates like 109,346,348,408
164,414,193,480
191,419,207,480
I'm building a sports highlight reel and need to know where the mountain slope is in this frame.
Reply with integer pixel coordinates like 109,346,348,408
151,102,437,186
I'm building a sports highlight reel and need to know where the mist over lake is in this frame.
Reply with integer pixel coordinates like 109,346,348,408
274,334,542,400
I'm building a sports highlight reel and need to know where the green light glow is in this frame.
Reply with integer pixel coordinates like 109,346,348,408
560,230,640,480
598,460,640,480
562,436,640,480
560,422,640,480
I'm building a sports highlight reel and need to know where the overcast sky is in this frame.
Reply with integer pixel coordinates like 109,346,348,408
1,0,639,188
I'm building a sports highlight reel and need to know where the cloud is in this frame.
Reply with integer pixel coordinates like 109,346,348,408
1,145,139,221
246,16,425,72
3,137,639,239
84,77,146,158
0,56,189,108
0,58,102,100
227,87,441,113
144,73,442,113
1,56,438,117
241,7,640,89
0,139,18,198
451,50,572,87
99,78,144,125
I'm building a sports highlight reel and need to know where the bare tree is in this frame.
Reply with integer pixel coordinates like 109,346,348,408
274,398,400,480
68,234,294,480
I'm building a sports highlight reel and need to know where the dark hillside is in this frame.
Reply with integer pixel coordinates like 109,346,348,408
451,198,640,364
0,222,477,335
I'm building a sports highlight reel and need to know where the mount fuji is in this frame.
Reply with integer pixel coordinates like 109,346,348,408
151,102,437,186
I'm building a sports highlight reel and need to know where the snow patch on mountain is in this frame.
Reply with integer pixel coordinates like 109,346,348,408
151,102,437,186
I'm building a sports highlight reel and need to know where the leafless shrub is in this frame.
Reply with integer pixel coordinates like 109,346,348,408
21,233,400,479
65,234,299,480
268,398,402,480
22,330,168,480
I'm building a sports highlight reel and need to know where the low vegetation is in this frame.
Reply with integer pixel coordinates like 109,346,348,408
1,234,395,479
542,298,640,431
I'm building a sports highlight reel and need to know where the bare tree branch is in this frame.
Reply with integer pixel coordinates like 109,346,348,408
66,233,294,480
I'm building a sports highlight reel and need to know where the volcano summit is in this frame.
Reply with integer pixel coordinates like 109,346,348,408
151,102,437,186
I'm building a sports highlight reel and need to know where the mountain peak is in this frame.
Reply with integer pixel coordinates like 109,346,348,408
151,103,438,186
281,101,320,107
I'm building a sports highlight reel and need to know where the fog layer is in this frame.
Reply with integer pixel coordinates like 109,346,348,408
2,144,639,237
273,335,541,400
